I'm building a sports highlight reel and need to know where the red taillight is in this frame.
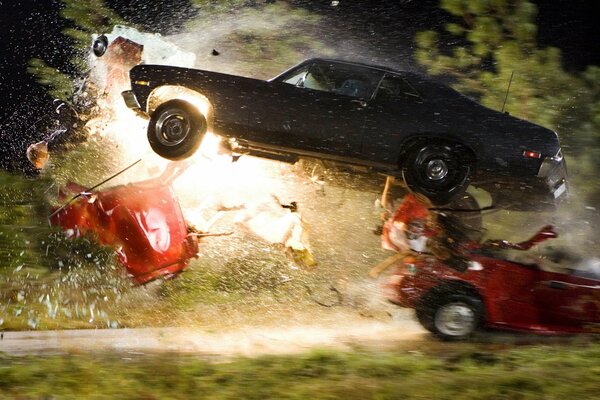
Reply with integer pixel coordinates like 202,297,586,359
523,150,542,159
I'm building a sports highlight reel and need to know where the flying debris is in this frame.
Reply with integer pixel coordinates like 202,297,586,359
26,100,78,170
49,163,200,284
227,195,315,267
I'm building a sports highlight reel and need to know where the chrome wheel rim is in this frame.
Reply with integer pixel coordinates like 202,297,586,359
155,108,190,147
426,159,449,181
434,302,476,337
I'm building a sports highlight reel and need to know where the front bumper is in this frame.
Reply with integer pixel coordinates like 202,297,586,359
478,148,568,211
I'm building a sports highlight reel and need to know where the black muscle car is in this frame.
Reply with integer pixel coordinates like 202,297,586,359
122,58,567,207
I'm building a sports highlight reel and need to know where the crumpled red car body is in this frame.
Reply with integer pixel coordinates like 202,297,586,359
49,179,198,284
384,226,600,336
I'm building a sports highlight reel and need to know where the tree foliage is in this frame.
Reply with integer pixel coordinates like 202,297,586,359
415,0,582,130
415,0,600,204
26,58,75,100
27,0,123,101
60,0,124,55
191,0,266,14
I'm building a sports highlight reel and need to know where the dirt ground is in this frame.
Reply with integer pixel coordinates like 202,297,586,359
0,307,425,357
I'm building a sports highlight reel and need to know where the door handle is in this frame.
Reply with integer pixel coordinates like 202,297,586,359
351,99,368,107
546,281,568,290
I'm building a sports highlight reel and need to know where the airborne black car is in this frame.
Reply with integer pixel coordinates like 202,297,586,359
122,58,567,207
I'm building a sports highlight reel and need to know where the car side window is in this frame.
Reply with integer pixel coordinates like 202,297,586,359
375,74,422,102
301,63,382,99
303,65,333,92
282,66,310,86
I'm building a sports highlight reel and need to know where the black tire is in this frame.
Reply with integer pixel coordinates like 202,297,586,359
416,291,484,341
402,142,472,205
147,100,207,160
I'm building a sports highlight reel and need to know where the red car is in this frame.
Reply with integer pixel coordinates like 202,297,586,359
49,166,199,284
384,226,600,340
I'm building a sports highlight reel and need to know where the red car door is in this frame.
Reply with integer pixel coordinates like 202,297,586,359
532,275,600,327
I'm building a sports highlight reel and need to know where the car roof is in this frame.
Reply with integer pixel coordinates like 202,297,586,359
272,57,423,82
305,57,405,75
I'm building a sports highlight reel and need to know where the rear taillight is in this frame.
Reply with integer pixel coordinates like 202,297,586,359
523,150,542,159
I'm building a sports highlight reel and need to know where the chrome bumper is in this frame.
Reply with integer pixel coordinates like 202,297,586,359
538,149,568,200
121,90,141,110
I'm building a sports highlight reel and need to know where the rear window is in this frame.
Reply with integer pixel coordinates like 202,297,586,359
375,74,422,102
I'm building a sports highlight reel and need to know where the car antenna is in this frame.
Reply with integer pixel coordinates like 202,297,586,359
501,71,514,114
48,158,142,220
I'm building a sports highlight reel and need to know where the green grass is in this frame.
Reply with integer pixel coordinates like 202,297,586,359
1,343,600,399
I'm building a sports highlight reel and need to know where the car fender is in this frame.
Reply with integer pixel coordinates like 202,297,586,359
146,85,213,126
417,279,482,303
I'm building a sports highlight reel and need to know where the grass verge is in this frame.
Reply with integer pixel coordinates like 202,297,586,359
1,342,600,399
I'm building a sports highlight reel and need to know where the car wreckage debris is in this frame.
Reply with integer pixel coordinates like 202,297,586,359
383,223,600,339
218,194,315,268
26,100,79,170
371,192,474,277
49,158,316,283
49,162,200,284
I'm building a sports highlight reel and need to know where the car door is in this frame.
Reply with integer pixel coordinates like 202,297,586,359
532,276,600,326
205,73,269,139
246,62,382,158
361,73,428,164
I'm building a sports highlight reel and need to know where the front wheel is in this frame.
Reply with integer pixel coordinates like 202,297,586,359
416,293,484,341
147,100,207,160
402,143,472,205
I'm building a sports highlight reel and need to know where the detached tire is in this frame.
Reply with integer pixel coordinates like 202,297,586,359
147,100,207,160
402,143,472,205
416,291,484,341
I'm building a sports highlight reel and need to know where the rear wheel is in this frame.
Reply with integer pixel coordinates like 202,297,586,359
147,100,207,160
402,143,472,205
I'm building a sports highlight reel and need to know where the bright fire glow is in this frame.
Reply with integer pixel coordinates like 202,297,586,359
85,66,297,233
84,48,316,263
97,96,290,188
